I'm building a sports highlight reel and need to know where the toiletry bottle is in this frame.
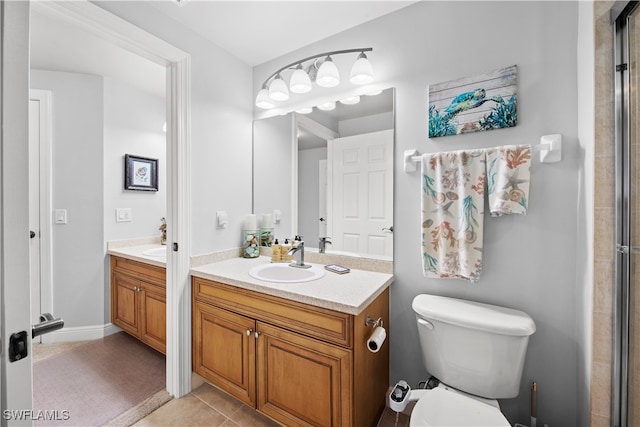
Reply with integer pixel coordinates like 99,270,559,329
281,238,292,262
271,239,281,263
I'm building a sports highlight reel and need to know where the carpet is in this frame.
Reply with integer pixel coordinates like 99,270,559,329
33,332,166,427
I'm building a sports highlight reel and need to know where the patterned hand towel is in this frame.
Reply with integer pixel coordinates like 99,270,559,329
485,145,532,217
421,149,486,282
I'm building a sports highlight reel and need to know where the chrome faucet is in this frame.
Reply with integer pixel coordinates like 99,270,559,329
319,237,332,253
288,236,311,269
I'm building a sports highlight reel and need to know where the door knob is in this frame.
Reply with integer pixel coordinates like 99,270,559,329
30,230,36,239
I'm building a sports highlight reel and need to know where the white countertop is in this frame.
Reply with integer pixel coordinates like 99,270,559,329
107,243,167,268
190,256,393,315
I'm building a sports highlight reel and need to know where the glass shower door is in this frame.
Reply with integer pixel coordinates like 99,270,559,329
616,4,640,426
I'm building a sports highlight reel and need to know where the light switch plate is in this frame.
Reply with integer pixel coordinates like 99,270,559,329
55,209,67,224
116,208,132,223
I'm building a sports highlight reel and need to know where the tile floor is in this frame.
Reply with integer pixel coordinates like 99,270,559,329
134,381,412,427
34,340,412,426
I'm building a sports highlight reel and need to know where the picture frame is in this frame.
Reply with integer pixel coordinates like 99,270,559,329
124,154,158,191
428,65,518,138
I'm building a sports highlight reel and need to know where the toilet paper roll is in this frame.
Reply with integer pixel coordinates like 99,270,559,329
367,326,387,353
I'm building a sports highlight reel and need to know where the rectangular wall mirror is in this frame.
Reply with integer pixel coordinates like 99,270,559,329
253,88,395,261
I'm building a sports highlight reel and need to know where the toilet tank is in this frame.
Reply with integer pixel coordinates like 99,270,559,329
412,294,536,399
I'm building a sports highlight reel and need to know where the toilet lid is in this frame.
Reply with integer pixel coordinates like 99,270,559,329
409,387,510,427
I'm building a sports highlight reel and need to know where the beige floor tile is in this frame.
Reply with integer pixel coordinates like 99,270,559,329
377,407,410,427
192,383,244,418
229,405,281,427
132,395,227,427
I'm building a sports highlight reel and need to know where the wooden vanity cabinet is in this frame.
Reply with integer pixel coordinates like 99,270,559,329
111,256,166,354
192,277,389,427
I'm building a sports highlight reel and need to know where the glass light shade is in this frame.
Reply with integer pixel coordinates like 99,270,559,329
317,101,336,111
255,88,275,109
290,66,312,94
268,75,289,101
295,106,313,114
316,56,340,87
340,95,360,105
350,52,374,85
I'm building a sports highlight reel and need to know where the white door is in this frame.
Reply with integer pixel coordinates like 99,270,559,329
1,0,35,420
28,90,52,338
329,129,394,259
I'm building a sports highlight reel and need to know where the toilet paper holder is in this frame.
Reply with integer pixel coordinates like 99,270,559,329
365,314,383,328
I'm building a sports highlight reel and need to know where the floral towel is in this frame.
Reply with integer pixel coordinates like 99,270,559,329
421,149,486,282
486,145,531,217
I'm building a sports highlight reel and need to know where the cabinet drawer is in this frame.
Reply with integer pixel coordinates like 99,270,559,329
193,277,353,348
112,256,165,287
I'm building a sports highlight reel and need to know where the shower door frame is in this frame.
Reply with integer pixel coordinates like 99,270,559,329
614,2,639,426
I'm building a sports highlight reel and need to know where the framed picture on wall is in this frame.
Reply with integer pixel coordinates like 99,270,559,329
124,154,158,191
428,64,518,138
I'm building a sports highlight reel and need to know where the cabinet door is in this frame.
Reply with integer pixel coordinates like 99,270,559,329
139,283,166,354
256,322,352,427
112,272,140,337
193,301,256,406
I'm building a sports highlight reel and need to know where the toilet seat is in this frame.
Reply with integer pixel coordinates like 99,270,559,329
409,386,510,427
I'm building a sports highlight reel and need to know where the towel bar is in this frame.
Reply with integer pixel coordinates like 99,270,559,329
404,134,562,172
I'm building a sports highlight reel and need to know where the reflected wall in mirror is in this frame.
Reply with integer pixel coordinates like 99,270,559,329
253,88,394,261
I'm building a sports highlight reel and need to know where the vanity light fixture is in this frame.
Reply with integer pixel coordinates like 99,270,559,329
256,47,374,109
316,56,340,87
317,101,336,111
268,74,289,101
295,106,313,114
340,95,361,105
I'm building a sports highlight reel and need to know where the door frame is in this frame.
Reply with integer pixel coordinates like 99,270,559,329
29,90,53,337
32,1,193,397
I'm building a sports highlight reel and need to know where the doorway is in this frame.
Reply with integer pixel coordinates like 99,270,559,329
28,1,192,399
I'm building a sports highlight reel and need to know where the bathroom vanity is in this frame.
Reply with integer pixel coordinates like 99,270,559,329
191,256,392,427
108,245,167,354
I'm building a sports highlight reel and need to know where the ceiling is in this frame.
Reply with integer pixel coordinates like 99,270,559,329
147,1,415,67
30,1,414,98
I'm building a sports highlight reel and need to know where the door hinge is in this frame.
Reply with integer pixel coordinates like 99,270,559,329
172,242,178,252
617,63,628,72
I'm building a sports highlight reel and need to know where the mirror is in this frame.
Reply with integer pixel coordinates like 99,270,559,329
253,88,394,260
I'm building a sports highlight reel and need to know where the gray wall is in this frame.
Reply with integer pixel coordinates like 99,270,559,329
254,2,581,426
31,70,105,329
253,114,294,239
103,76,166,242
298,146,326,245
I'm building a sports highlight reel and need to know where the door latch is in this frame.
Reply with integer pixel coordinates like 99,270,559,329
9,331,28,362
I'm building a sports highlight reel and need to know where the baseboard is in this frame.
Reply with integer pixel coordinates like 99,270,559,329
40,322,122,344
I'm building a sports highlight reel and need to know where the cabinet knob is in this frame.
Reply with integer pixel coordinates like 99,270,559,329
246,329,253,336
254,331,261,339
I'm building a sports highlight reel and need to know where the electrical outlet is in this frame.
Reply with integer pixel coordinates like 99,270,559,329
116,208,132,223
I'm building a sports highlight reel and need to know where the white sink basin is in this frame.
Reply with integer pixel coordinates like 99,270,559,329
142,247,167,257
249,263,325,283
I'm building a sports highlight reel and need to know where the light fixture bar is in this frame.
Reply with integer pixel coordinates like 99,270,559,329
260,47,373,88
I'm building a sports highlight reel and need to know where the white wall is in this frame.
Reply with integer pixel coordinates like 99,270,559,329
95,1,254,256
103,76,166,242
30,70,105,329
254,2,581,426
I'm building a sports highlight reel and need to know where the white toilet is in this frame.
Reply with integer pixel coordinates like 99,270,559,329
399,294,536,426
